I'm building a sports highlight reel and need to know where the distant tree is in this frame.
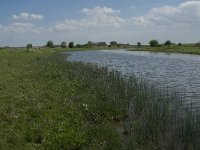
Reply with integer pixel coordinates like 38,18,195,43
137,42,141,47
110,41,118,47
164,40,172,46
69,42,74,48
88,41,94,47
149,40,159,47
46,40,54,48
60,42,67,48
97,42,107,47
76,44,81,48
195,41,200,47
26,44,32,50
178,43,182,46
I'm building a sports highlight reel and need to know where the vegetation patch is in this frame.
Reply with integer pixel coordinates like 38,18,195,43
0,48,199,149
129,42,200,55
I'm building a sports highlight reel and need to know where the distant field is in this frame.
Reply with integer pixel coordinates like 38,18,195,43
128,44,200,55
2,44,200,54
0,46,122,52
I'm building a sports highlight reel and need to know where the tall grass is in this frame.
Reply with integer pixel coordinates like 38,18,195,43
126,78,200,149
0,49,199,149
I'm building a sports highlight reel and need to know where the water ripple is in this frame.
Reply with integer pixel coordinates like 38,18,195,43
65,50,200,106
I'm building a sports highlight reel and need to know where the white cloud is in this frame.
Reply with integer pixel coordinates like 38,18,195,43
55,7,125,31
13,13,44,20
130,1,200,26
81,6,120,15
2,4,200,46
12,22,33,27
2,22,44,33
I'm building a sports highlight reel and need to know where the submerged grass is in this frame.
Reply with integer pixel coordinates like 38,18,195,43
0,48,199,149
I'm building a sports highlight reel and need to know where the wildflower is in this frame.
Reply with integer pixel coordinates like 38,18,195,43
82,104,88,111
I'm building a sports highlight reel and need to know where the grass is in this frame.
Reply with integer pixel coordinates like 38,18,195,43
0,48,199,149
128,44,200,55
63,47,121,51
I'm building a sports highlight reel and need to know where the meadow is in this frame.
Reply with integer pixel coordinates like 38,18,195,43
0,48,199,149
129,44,200,55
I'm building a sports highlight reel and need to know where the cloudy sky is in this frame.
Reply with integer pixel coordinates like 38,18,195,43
0,0,200,46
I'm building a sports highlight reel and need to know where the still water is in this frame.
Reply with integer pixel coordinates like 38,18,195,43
66,50,200,107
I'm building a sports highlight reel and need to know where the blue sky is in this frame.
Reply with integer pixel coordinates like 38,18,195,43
0,0,199,46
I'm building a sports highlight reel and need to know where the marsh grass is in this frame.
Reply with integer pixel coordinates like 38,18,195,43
0,48,199,149
126,80,200,149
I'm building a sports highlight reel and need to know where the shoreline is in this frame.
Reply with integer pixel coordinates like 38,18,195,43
0,48,199,149
128,46,200,55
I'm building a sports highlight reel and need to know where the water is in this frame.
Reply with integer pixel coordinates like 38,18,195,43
65,50,200,107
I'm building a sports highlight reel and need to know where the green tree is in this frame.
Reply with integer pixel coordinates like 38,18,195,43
69,42,74,48
60,42,67,48
178,43,182,46
87,41,94,47
195,41,200,47
46,41,54,48
26,44,32,50
149,40,159,47
97,42,107,47
164,40,172,46
110,41,117,47
76,44,81,48
137,42,141,47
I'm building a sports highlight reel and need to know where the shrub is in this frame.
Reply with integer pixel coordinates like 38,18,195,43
26,44,32,51
164,40,172,46
69,42,74,48
46,41,54,48
137,42,141,47
195,41,200,47
60,42,67,48
149,40,159,47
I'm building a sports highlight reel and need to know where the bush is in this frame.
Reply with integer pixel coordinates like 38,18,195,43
110,41,118,47
195,41,200,47
137,42,141,47
46,41,54,48
60,42,67,48
26,44,32,50
76,44,81,48
164,40,172,46
69,42,74,48
149,40,159,47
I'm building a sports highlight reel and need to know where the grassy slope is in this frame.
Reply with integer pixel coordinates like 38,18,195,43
128,45,200,55
0,48,127,150
0,48,199,150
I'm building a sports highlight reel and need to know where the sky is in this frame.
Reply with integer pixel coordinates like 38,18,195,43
0,0,200,46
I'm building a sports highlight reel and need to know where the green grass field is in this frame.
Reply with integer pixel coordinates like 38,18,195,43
0,48,199,149
128,44,200,55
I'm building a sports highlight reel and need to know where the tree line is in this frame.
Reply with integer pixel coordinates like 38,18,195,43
43,40,130,49
26,40,200,50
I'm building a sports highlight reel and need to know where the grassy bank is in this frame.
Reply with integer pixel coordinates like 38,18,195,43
129,44,200,55
0,48,199,149
1,46,121,52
